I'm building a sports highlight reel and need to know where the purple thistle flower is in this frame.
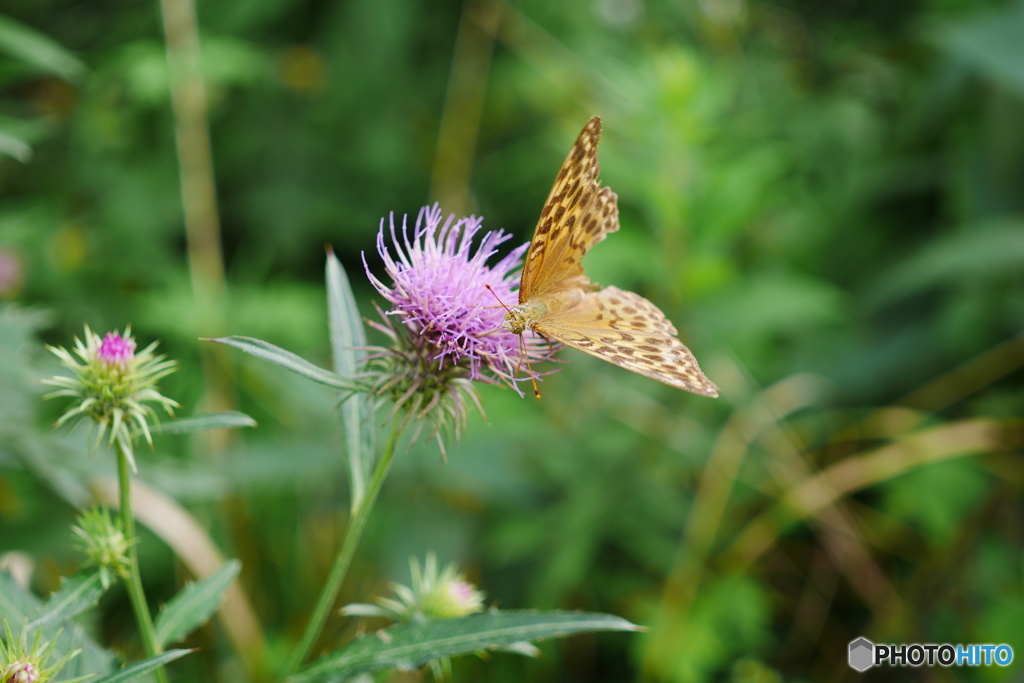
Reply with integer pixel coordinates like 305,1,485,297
98,332,136,367
360,204,558,451
364,203,555,390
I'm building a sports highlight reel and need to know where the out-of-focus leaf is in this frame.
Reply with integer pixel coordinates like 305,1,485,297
27,571,105,630
881,459,988,543
869,219,1024,305
115,40,168,107
148,411,257,436
645,575,771,682
0,131,31,162
90,650,193,683
0,306,50,424
0,570,39,623
934,1,1024,96
701,272,846,338
204,336,358,390
154,560,241,647
140,281,326,350
290,610,642,682
326,249,374,508
201,35,273,88
0,14,85,81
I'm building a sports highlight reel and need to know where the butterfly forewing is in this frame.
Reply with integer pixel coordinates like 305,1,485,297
534,287,719,397
519,117,620,302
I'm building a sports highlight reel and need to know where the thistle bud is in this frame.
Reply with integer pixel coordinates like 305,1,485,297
71,508,132,588
41,325,179,472
0,622,81,683
342,553,485,623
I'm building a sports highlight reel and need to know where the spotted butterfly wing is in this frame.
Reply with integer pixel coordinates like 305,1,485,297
518,117,619,301
533,286,719,396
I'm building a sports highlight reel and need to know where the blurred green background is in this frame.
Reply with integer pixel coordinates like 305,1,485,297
2,0,1023,680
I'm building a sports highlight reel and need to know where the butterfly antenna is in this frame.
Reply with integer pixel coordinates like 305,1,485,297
479,284,512,338
483,283,512,312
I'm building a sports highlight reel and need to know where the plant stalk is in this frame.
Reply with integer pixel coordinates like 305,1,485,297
283,420,403,676
117,442,168,683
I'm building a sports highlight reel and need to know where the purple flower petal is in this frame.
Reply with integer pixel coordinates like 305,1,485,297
98,332,136,367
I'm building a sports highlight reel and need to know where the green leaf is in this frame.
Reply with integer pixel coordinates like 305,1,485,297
325,249,375,508
934,1,1024,96
204,336,359,390
0,130,31,162
0,14,86,81
0,571,40,623
90,649,193,683
27,571,106,630
154,560,241,647
290,610,642,682
869,218,1024,306
148,411,258,435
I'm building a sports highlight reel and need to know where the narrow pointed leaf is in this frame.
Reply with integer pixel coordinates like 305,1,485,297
326,250,374,507
147,411,258,435
27,571,106,629
290,610,642,682
90,650,193,683
0,15,86,81
204,336,358,390
0,130,32,163
154,560,241,647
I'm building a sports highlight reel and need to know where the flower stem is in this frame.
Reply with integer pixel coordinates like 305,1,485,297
117,442,168,683
284,420,404,676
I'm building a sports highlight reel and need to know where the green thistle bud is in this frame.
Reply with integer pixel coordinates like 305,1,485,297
414,558,486,620
4,661,40,683
342,553,485,623
340,554,486,681
40,325,179,473
71,508,132,589
0,622,83,683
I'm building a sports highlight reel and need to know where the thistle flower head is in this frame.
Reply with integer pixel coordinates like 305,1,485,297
71,508,132,589
341,552,485,623
40,325,180,473
361,204,558,450
0,622,81,683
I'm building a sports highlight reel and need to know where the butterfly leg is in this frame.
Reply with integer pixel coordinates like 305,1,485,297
515,332,542,399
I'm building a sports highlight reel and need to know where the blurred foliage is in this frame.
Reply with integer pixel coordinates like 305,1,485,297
2,0,1023,681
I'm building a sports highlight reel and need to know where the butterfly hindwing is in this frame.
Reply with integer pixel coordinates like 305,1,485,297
533,287,719,397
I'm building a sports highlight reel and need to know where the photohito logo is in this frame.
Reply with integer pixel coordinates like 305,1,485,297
848,637,1014,671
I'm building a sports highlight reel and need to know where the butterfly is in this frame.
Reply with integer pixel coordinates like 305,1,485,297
501,116,719,397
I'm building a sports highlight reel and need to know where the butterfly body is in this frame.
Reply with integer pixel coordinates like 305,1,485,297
505,116,719,398
504,289,586,334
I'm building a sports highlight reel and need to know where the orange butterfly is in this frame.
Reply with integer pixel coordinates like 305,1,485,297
502,116,719,397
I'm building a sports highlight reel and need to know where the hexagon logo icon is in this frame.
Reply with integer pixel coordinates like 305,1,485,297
849,637,874,672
